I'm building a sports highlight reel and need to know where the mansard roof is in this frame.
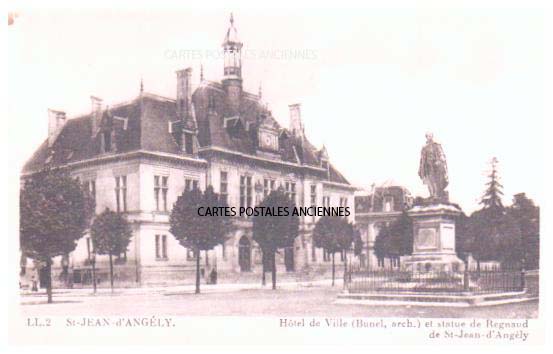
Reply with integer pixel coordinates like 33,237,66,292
22,89,350,185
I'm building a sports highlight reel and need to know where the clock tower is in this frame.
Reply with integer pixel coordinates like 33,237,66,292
222,13,243,114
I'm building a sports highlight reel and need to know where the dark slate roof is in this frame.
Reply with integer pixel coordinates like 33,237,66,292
22,85,351,186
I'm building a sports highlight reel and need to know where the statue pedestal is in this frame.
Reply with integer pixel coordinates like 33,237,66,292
401,204,464,272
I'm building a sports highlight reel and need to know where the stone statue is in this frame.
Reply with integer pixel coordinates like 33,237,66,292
418,132,449,202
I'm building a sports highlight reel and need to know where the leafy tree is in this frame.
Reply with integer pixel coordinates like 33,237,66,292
20,169,94,303
313,216,355,286
469,157,506,270
170,186,232,294
90,208,132,292
252,189,299,290
372,212,413,268
388,211,413,258
353,227,363,257
373,223,390,267
505,193,540,270
455,212,472,263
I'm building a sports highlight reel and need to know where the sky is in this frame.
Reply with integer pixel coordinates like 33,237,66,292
7,6,550,213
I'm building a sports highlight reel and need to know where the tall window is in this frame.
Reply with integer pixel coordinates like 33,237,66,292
155,234,167,260
185,178,199,192
154,175,169,211
240,175,252,210
322,196,330,207
310,184,317,222
220,171,228,203
115,176,127,212
310,185,317,205
383,196,393,212
340,197,348,208
285,182,296,204
84,180,96,204
263,178,276,198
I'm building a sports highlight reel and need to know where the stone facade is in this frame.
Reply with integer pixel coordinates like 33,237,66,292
21,15,355,287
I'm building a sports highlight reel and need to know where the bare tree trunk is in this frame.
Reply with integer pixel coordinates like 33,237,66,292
261,252,266,286
343,251,347,289
271,251,276,290
332,252,335,287
109,253,114,293
195,248,201,294
92,256,97,294
46,258,53,304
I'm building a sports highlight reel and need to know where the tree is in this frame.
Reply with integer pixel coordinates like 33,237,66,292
388,211,413,260
313,216,355,286
455,212,472,264
252,189,299,290
372,212,413,268
90,208,132,292
373,223,390,267
505,193,540,270
20,169,94,303
170,186,232,294
353,227,363,258
480,157,504,210
469,157,506,270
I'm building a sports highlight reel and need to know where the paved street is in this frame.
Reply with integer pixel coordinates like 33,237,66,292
20,283,538,318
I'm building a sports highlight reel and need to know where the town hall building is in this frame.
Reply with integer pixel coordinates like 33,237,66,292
22,15,356,287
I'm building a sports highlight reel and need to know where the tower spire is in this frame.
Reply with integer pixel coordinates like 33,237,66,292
222,12,243,114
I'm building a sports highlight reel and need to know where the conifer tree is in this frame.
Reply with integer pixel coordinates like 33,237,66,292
481,157,504,212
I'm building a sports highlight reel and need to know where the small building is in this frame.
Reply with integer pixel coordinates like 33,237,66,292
354,183,413,269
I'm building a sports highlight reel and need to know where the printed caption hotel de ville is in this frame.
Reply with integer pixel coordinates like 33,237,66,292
12,7,545,347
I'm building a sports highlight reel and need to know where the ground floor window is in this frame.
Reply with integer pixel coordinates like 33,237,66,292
238,236,251,272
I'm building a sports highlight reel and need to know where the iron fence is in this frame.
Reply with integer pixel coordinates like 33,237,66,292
346,268,525,295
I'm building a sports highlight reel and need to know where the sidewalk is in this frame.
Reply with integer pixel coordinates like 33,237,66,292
20,278,343,303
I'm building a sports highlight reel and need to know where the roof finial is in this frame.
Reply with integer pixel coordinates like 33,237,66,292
200,63,204,82
230,12,234,26
140,77,144,94
258,82,262,99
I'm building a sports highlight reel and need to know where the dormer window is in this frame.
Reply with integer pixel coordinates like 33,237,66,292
321,160,328,170
184,132,194,154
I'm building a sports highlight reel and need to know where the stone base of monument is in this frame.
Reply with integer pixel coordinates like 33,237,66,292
335,290,532,307
401,203,465,273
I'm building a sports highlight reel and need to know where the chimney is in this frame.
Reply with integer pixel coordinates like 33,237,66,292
47,109,66,147
90,96,103,136
289,103,304,137
176,68,192,119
